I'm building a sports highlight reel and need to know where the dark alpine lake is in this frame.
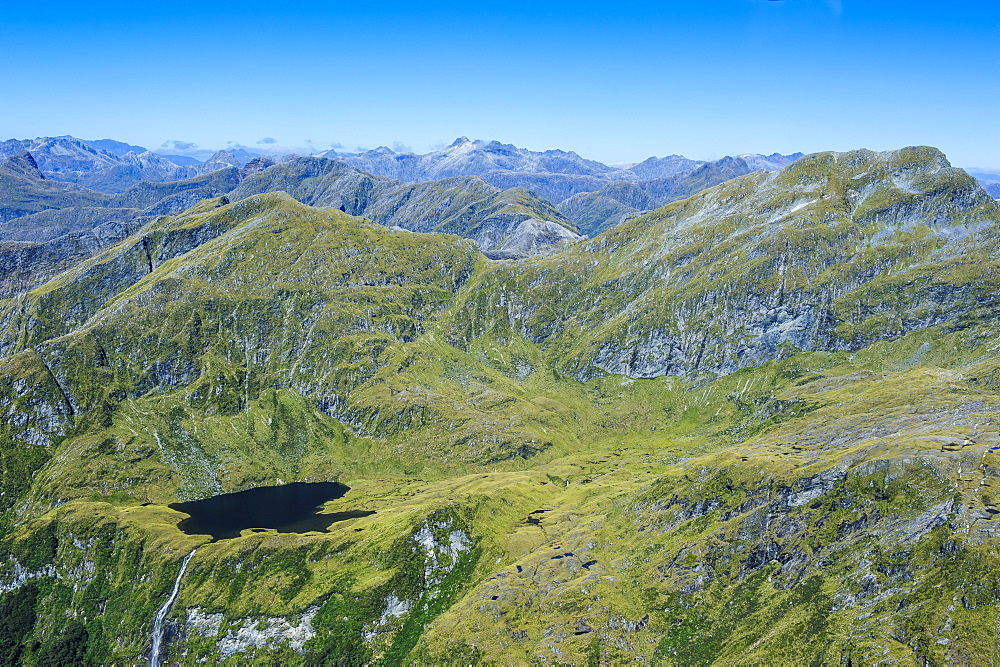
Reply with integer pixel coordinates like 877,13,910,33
169,481,375,540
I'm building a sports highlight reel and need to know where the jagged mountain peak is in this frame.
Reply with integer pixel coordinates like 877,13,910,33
775,146,956,190
702,154,750,170
736,151,806,171
340,137,618,186
0,136,121,174
205,147,261,167
205,150,240,166
85,138,149,157
118,150,177,166
239,156,276,178
3,151,44,178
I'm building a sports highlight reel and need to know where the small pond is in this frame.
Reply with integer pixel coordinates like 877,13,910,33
169,481,374,541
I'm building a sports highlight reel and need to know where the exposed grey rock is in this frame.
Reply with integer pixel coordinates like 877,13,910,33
0,559,59,592
327,137,617,183
483,218,583,259
191,607,319,657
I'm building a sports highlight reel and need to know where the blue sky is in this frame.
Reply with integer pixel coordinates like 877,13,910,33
1,0,997,167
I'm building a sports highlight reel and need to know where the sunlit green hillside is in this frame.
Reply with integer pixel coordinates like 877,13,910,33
0,147,998,664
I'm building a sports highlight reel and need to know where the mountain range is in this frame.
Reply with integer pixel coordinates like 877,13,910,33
0,136,999,663
0,135,814,298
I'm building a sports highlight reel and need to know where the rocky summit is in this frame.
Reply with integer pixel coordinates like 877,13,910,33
0,142,999,664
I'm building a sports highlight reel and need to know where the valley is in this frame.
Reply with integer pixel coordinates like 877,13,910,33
0,140,998,663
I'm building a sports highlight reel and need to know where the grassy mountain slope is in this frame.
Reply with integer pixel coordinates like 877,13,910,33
558,155,768,236
232,156,580,255
0,167,243,297
456,147,999,380
0,154,108,224
0,147,999,663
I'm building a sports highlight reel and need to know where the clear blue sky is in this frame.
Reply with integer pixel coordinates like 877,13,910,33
1,0,997,167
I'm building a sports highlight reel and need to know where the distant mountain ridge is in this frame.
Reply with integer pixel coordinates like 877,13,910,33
969,170,1000,199
325,136,804,188
324,138,806,230
3,143,1000,663
320,137,616,181
0,146,583,295
231,156,582,257
558,155,765,236
0,137,263,194
1,135,809,226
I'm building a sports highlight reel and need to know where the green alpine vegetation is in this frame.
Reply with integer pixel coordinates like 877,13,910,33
0,146,999,664
231,156,581,257
0,153,108,224
556,154,763,236
0,153,580,298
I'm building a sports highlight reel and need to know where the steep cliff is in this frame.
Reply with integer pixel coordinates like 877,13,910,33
0,146,999,663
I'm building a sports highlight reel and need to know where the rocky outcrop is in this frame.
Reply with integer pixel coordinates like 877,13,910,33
482,218,583,259
451,147,1000,381
183,607,319,657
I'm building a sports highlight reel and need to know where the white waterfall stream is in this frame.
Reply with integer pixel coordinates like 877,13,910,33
150,549,196,667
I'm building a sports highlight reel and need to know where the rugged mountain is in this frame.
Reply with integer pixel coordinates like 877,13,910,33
0,167,242,296
322,138,622,206
330,140,805,233
84,138,150,157
156,153,203,166
0,153,108,223
557,155,763,236
739,151,805,171
231,156,581,257
623,153,705,179
70,151,203,193
0,206,138,244
0,137,238,193
1,145,999,664
470,171,614,208
0,150,579,299
459,147,998,380
473,153,796,213
616,153,801,181
329,137,616,182
204,149,261,168
105,167,241,212
0,136,123,176
0,214,140,297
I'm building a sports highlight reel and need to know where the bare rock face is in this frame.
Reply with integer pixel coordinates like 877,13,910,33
7,151,42,177
239,156,275,179
482,218,582,259
450,146,1000,381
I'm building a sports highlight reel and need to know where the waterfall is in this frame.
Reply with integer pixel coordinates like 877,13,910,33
150,549,196,667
